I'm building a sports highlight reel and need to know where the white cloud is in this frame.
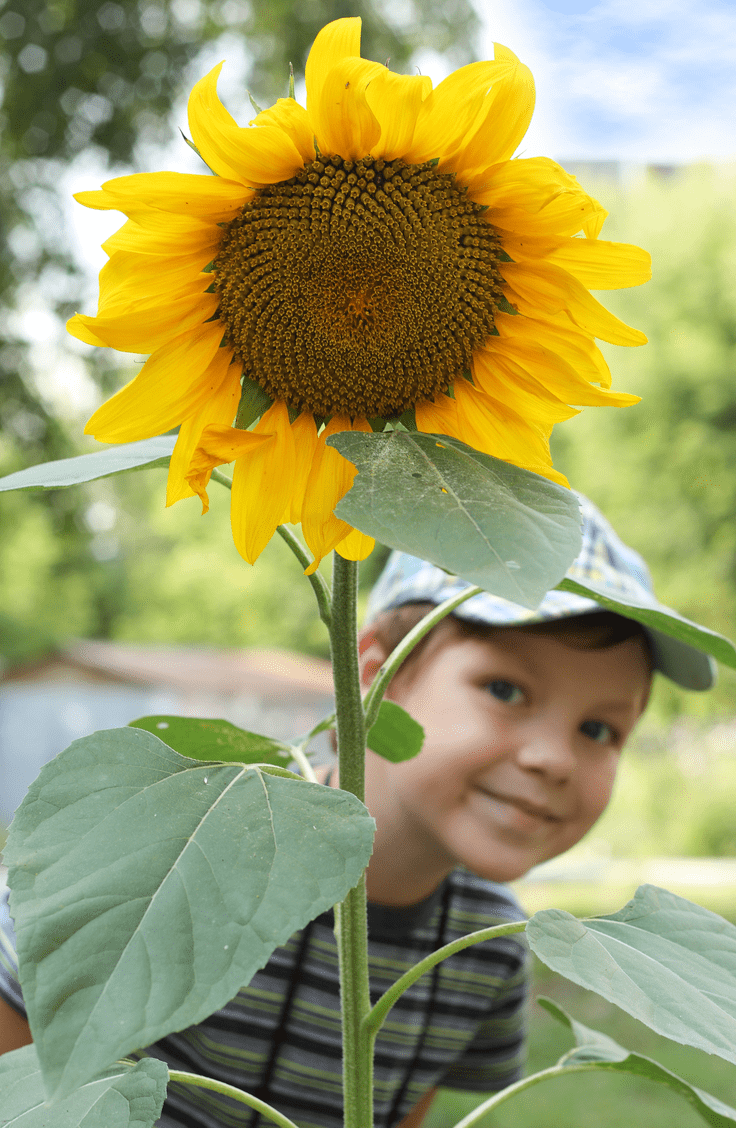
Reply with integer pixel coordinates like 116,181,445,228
475,0,736,161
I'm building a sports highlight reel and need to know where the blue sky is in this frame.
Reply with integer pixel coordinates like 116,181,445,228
464,0,736,162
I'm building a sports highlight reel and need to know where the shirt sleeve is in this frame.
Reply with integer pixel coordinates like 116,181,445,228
0,884,26,1018
439,938,528,1092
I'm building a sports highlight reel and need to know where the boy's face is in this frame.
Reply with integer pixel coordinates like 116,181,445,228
363,618,651,887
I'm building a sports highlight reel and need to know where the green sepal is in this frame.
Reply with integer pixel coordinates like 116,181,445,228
235,374,272,429
248,91,264,115
497,294,519,316
289,63,295,100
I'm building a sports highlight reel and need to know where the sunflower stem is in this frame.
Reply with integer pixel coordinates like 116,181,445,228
362,586,483,732
167,1071,299,1128
330,552,373,1128
275,524,332,629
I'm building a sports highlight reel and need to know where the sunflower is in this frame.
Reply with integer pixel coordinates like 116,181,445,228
71,17,649,571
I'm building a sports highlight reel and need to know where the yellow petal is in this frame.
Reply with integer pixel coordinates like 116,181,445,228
314,57,384,159
230,401,296,564
103,215,220,258
471,353,579,430
251,98,316,164
446,45,535,181
482,334,638,408
68,290,219,355
545,238,652,290
67,314,107,347
365,71,431,161
501,260,648,346
499,310,613,388
301,415,370,572
188,64,304,186
415,392,460,437
166,354,241,507
75,171,253,223
305,17,363,127
336,527,375,562
186,424,271,514
402,58,515,165
452,378,569,486
96,249,215,311
287,412,319,524
84,323,226,442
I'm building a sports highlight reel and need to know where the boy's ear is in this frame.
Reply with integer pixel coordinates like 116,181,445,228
358,627,392,689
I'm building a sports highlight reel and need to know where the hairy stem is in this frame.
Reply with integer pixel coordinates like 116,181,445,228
330,552,373,1128
448,1062,612,1128
362,586,483,731
364,920,527,1039
168,1070,300,1128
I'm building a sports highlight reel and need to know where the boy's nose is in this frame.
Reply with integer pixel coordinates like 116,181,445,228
516,729,576,781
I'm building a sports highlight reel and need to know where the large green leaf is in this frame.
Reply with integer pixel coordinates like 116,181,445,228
0,1045,168,1128
327,431,581,610
557,577,736,670
0,437,176,492
527,885,736,1065
129,716,295,766
5,727,375,1099
539,997,736,1127
366,700,424,763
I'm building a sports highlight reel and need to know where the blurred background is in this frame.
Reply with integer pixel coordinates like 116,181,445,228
1,1,735,1119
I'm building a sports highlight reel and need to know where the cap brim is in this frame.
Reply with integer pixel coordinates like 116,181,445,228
558,578,730,691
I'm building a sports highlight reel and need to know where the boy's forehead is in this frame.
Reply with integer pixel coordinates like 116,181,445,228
412,619,652,704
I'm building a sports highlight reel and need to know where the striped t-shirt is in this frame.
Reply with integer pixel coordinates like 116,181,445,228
0,870,527,1128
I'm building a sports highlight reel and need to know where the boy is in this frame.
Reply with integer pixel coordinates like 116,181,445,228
0,495,716,1128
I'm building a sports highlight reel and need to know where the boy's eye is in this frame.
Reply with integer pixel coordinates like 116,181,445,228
486,680,524,705
580,720,615,745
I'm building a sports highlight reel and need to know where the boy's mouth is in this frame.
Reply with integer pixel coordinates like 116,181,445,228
475,787,563,826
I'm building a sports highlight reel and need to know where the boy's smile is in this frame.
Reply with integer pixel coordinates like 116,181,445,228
360,619,652,905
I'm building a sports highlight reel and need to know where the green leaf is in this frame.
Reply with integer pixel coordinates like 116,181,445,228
366,700,424,763
0,1045,168,1128
527,885,736,1066
129,716,294,766
327,431,581,610
539,997,736,1127
557,576,736,671
5,727,375,1099
0,437,176,492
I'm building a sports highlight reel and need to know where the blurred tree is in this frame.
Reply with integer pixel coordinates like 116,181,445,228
551,164,736,716
0,0,478,658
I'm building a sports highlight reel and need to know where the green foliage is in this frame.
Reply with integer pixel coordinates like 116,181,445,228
0,1045,168,1128
538,998,736,1128
129,715,296,765
0,436,177,491
366,700,424,763
330,430,582,609
551,164,736,714
5,726,375,1098
527,886,736,1065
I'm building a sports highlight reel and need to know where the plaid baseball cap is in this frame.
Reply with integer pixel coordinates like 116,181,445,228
365,494,716,691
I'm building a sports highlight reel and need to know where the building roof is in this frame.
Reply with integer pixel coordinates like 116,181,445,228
2,640,334,702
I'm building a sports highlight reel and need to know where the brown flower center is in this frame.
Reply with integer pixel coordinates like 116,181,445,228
213,155,505,418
